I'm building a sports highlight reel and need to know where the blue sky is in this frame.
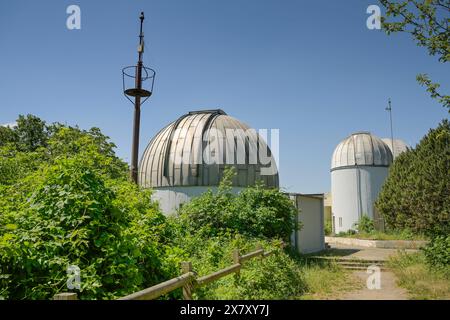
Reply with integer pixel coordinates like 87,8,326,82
0,0,448,193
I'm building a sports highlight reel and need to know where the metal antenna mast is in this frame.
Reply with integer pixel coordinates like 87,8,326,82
122,12,156,184
385,98,394,158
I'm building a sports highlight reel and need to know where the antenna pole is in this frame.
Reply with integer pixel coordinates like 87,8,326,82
130,12,145,184
386,98,394,158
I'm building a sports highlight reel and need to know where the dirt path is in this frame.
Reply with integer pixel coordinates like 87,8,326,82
319,244,414,300
337,270,408,300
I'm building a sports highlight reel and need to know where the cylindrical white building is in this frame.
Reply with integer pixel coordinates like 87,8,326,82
139,109,279,214
331,132,393,233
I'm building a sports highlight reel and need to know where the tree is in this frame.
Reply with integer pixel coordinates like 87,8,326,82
380,0,449,111
0,126,17,147
15,114,49,151
375,119,450,235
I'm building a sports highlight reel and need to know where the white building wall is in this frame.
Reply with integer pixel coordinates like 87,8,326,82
331,166,389,233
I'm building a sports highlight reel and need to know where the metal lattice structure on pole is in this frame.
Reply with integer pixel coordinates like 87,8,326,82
122,12,156,183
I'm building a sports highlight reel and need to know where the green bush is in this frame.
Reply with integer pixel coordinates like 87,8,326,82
0,116,176,299
324,220,332,235
178,167,297,240
354,216,375,234
0,158,173,299
376,119,450,236
422,235,450,273
0,114,307,300
170,233,307,300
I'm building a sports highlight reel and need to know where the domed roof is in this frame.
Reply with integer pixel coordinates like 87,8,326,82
381,138,409,159
139,109,279,188
331,132,393,170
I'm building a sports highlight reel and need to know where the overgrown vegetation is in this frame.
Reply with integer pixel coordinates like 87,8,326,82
376,119,449,293
334,216,426,240
380,0,449,111
0,116,174,299
0,115,317,300
388,251,450,299
376,119,450,237
177,167,298,241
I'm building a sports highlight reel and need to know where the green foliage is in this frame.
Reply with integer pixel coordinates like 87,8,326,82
375,119,450,236
417,73,450,109
380,0,449,111
0,114,307,300
422,235,450,272
388,251,450,299
324,220,332,236
354,216,375,234
168,232,307,300
178,167,297,240
0,154,172,300
14,115,49,151
0,115,177,299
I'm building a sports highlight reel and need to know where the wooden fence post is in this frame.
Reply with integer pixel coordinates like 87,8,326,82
256,244,263,259
181,261,193,300
53,292,78,300
232,249,241,276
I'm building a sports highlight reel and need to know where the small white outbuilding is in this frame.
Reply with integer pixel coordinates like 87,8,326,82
289,193,325,254
331,132,393,233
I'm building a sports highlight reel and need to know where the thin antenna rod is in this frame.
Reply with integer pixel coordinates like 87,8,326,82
386,98,394,158
138,12,144,63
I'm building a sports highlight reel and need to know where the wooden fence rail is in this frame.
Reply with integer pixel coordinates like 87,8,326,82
118,243,284,300
53,243,284,300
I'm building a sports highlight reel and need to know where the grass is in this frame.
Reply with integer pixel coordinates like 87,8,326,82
333,230,427,241
388,251,450,300
296,260,362,300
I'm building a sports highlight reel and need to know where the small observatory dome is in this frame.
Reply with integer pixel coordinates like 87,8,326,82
331,132,393,233
139,109,279,213
381,138,410,159
331,132,393,169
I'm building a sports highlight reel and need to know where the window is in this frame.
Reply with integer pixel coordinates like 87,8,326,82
339,217,342,228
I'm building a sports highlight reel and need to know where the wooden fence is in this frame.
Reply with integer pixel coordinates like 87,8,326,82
53,243,284,300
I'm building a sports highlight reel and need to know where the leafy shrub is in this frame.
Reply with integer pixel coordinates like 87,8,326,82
0,114,307,300
376,119,450,236
174,233,307,300
0,116,176,299
178,167,297,240
0,158,171,299
324,220,332,235
422,235,450,273
354,216,375,234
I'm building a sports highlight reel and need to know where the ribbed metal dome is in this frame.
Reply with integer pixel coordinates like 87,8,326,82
139,109,279,188
381,138,409,159
331,132,393,170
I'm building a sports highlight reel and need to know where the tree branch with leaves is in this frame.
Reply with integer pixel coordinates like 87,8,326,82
380,0,449,111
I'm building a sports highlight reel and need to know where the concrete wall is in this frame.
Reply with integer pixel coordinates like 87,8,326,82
290,194,325,254
325,236,428,249
331,166,388,233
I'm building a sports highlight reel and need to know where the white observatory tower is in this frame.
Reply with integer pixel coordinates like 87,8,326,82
331,132,393,233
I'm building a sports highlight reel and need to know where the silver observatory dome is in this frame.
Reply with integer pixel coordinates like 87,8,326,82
139,109,279,189
331,132,393,170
